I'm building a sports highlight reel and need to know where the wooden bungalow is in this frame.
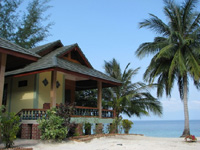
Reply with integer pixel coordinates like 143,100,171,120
3,40,121,139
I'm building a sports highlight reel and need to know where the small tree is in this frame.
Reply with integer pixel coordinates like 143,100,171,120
0,106,20,148
122,119,133,134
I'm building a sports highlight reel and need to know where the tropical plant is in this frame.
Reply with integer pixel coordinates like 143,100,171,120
38,108,68,141
122,119,133,134
84,122,92,135
0,106,20,148
136,0,200,137
75,90,97,107
108,117,123,134
56,103,75,127
103,58,162,119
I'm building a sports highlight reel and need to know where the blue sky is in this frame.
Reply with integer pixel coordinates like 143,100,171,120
28,0,200,120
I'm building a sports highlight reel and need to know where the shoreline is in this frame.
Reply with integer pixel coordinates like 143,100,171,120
0,134,200,150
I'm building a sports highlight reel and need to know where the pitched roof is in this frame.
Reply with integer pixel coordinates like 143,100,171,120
0,37,40,58
5,42,121,85
30,40,63,54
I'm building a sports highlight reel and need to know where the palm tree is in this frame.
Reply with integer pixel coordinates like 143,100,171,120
103,58,162,118
136,0,200,137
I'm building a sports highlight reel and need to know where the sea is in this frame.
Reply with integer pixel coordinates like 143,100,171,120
129,120,200,138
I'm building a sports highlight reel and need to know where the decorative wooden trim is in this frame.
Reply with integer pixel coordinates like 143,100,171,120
16,108,48,116
59,45,93,68
9,67,121,87
75,106,98,110
55,67,121,86
0,47,38,61
12,68,54,77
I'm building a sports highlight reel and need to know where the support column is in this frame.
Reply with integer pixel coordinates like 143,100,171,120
0,53,7,106
97,81,102,118
50,70,57,108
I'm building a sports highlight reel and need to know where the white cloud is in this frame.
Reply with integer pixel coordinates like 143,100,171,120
161,98,183,112
188,100,200,110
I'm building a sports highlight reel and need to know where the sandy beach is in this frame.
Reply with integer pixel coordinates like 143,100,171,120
0,135,199,150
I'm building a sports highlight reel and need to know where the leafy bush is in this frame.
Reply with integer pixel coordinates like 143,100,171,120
38,103,75,141
122,119,133,134
38,108,68,141
84,122,91,135
0,106,20,148
56,103,75,127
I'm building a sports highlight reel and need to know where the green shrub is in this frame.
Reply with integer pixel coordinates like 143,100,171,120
67,123,79,137
0,106,20,148
84,122,91,135
108,117,122,133
38,108,68,141
122,119,133,134
38,103,75,141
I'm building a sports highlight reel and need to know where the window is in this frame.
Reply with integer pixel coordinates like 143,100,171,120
18,80,28,87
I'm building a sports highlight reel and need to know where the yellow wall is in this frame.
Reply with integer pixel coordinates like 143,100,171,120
4,71,65,112
38,71,64,108
10,75,35,113
38,72,51,108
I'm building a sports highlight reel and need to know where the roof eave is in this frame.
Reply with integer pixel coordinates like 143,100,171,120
0,47,39,61
6,67,121,87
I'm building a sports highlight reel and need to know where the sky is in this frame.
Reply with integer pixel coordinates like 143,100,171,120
24,0,200,120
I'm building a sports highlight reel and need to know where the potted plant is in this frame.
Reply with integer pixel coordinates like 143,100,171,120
84,122,91,135
122,119,133,134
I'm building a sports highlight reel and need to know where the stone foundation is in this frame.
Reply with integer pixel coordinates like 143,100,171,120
21,124,41,139
75,124,83,136
21,124,32,139
32,124,41,139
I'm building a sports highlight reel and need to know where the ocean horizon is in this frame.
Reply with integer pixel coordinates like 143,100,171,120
129,120,200,138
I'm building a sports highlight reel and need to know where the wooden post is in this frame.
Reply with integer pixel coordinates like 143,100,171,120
0,53,7,106
97,81,102,118
50,70,57,108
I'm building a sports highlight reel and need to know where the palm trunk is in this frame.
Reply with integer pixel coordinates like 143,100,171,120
181,75,190,137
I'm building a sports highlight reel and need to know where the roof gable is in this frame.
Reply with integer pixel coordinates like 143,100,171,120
58,44,93,69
